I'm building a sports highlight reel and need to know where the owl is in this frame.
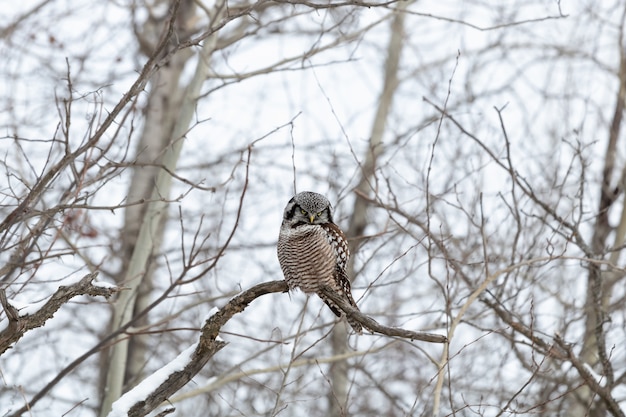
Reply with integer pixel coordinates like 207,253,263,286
277,191,363,334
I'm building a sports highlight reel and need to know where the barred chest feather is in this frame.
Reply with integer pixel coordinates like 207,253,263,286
278,223,347,294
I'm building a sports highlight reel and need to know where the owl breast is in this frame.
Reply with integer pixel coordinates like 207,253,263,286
277,224,337,293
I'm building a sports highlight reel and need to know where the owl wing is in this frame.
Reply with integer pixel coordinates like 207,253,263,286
317,263,363,334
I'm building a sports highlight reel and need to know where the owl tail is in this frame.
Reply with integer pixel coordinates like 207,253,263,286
320,294,363,334
346,316,363,334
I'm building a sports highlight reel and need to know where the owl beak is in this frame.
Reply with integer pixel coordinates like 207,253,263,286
309,214,316,223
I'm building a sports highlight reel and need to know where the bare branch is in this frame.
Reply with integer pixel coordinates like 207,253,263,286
554,335,626,417
0,0,52,38
397,7,567,32
0,272,120,355
271,0,400,9
115,280,289,417
106,279,443,416
318,285,446,343
0,0,183,236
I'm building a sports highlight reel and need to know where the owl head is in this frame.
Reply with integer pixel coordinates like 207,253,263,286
282,191,334,226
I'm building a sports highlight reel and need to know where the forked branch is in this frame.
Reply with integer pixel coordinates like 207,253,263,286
116,280,287,417
112,280,444,417
0,272,120,355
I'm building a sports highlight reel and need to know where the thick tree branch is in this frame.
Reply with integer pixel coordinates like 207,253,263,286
0,272,119,355
319,285,447,343
116,280,288,417
111,280,444,416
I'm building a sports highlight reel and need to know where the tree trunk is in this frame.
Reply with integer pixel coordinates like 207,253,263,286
120,18,194,394
98,1,224,414
327,5,406,416
567,41,626,417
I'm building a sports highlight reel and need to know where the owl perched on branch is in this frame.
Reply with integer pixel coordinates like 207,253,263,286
277,191,362,334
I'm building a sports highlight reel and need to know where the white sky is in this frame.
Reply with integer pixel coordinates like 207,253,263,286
1,0,625,415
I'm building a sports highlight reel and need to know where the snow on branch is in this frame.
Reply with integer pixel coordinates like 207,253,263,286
109,280,446,417
109,280,289,417
553,334,626,417
0,272,120,355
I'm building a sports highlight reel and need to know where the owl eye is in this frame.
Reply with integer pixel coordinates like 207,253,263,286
300,209,307,215
317,212,322,217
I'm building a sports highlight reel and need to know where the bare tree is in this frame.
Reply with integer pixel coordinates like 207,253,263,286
2,0,626,416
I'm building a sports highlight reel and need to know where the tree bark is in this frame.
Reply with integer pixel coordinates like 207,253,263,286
327,5,406,417
98,1,223,415
0,273,119,355
107,280,444,417
568,35,626,417
120,0,196,392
